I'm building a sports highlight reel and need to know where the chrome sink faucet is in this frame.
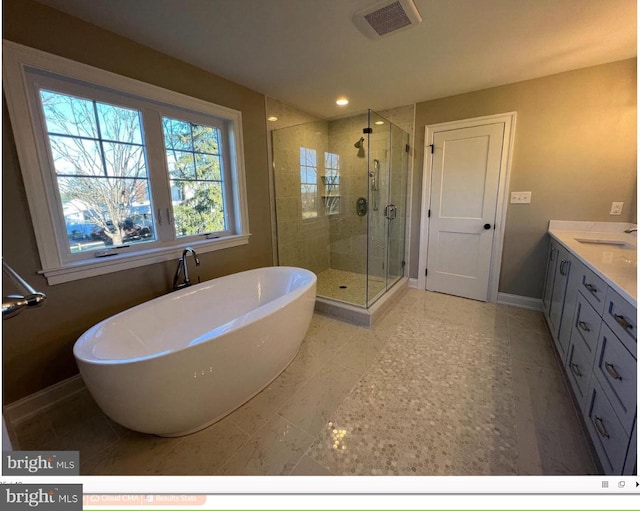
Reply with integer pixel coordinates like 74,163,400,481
172,247,200,291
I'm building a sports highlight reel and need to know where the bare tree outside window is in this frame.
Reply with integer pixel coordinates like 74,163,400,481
40,90,154,251
300,147,318,219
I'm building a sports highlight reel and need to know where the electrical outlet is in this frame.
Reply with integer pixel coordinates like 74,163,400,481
610,202,624,215
510,191,532,204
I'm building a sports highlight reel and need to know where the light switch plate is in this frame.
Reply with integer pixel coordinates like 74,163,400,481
610,202,624,215
510,191,532,204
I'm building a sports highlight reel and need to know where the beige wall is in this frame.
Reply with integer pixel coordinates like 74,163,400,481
2,0,273,403
412,59,637,298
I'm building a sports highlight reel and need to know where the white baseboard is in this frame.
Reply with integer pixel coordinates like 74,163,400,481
496,292,543,311
408,278,419,289
3,374,85,426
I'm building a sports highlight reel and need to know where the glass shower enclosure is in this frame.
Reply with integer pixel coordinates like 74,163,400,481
271,110,409,308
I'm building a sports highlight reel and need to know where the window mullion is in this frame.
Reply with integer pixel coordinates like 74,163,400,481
92,101,109,177
141,109,175,242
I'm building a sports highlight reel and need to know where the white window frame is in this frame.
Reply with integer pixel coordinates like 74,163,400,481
3,41,251,285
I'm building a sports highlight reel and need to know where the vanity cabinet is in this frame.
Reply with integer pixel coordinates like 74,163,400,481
592,323,636,432
582,286,638,474
585,376,635,474
542,241,558,317
580,286,637,475
566,292,600,406
543,239,581,362
576,263,608,316
544,234,637,475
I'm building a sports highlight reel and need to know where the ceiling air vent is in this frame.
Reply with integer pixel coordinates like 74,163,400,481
353,0,422,39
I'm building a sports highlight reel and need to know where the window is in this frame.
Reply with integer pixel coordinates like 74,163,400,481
163,117,228,237
323,152,340,215
41,89,155,253
300,147,318,219
3,42,249,284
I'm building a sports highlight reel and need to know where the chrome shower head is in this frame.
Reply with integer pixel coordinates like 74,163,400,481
354,137,365,148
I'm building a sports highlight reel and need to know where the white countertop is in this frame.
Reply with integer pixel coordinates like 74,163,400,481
548,221,637,307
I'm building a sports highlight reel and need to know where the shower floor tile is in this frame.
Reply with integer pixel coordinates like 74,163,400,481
8,290,596,476
316,268,386,306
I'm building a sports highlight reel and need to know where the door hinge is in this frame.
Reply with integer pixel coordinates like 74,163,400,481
405,144,410,153
401,260,406,268
427,209,431,218
425,268,428,277
429,144,434,154
363,127,373,134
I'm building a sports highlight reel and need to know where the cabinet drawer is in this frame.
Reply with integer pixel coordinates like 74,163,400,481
576,265,608,315
566,341,593,407
603,287,637,357
594,323,637,434
584,378,632,474
572,292,601,355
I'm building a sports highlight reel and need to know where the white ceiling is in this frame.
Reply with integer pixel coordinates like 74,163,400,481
35,0,637,119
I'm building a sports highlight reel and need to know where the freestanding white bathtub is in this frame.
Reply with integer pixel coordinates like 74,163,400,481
74,266,316,437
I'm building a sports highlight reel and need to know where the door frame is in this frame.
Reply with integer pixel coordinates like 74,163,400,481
417,112,517,301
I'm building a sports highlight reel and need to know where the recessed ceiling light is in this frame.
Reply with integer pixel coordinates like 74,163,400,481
336,97,349,106
375,120,385,125
267,116,278,122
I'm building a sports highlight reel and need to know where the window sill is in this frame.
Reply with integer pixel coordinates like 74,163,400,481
40,234,251,285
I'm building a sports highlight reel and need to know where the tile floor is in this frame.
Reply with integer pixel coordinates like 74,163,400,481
316,268,386,306
8,289,596,475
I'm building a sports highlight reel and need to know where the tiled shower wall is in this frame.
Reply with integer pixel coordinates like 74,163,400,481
271,120,331,274
327,114,369,274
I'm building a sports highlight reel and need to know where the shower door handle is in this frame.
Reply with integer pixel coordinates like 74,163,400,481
384,204,397,220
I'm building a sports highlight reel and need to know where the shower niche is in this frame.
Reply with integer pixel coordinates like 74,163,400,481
320,175,340,216
271,109,410,316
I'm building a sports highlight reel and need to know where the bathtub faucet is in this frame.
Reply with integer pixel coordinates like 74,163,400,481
172,248,201,291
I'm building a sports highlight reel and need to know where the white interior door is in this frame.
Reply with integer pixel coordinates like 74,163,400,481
426,123,505,301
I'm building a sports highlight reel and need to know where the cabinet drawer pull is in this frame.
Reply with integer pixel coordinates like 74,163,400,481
594,416,610,439
560,260,570,275
604,362,622,380
613,313,633,331
570,363,582,378
578,321,590,332
584,283,599,294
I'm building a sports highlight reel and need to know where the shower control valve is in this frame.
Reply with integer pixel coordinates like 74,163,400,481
384,204,397,220
356,197,368,216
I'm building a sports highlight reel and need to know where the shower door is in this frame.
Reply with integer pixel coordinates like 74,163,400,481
386,121,409,288
366,110,409,306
